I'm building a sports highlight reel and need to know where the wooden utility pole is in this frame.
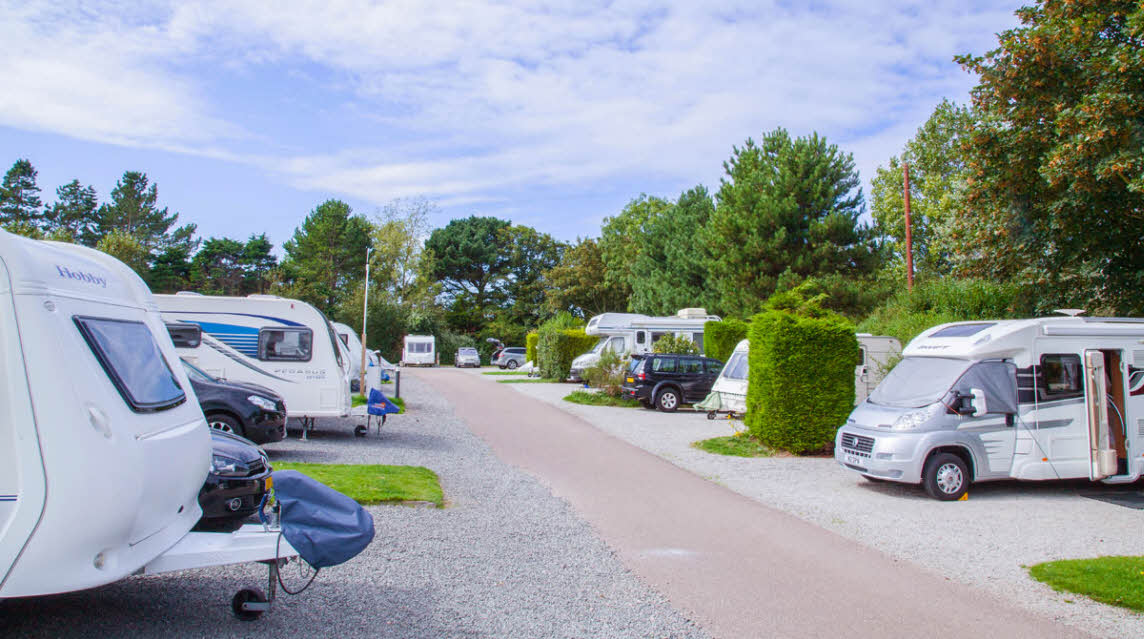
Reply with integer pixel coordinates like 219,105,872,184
903,162,914,290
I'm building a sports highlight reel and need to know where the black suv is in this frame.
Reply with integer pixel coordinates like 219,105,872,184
622,354,724,412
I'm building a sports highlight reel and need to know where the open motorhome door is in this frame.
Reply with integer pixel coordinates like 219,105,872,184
1084,350,1118,480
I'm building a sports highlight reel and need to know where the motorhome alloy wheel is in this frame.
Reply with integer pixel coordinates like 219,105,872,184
923,453,968,501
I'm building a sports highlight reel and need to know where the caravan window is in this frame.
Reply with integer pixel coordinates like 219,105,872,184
724,352,749,380
75,317,185,413
165,323,202,348
408,341,433,354
1039,354,1082,399
650,332,669,347
692,332,703,352
339,334,349,347
636,331,646,345
259,327,313,361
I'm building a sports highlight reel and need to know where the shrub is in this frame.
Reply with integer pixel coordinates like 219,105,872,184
436,329,476,365
745,291,858,454
537,328,598,380
525,331,539,364
582,349,629,397
704,319,748,361
651,333,700,355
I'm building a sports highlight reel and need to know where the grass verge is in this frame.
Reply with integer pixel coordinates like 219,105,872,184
497,377,560,384
482,370,528,376
1029,556,1144,612
273,462,443,507
352,394,406,412
563,390,641,408
692,434,775,458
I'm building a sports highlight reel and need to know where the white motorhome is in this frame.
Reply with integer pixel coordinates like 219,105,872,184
569,308,721,380
402,334,436,366
836,315,1144,500
156,293,352,433
0,230,294,611
701,334,902,418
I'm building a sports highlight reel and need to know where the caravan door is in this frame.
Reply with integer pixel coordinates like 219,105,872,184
1084,350,1118,480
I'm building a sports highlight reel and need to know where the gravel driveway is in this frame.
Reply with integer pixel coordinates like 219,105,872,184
0,374,705,639
505,378,1144,639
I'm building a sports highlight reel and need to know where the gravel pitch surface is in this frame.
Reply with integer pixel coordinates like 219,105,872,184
506,378,1144,639
1,373,705,639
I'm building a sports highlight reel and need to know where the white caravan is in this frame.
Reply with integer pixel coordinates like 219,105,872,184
402,334,436,366
837,315,1144,500
0,230,294,609
332,321,379,384
569,308,721,380
701,334,901,418
156,293,352,433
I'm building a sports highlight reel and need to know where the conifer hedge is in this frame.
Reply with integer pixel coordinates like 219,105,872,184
704,318,749,362
537,329,598,380
525,331,539,364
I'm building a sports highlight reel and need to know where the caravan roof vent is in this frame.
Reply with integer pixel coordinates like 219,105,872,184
676,308,710,319
1053,308,1086,317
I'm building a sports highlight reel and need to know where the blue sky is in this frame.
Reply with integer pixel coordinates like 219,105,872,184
0,1,1021,251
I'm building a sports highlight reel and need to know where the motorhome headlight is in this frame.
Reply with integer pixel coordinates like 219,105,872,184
247,395,277,411
891,403,942,431
211,454,245,476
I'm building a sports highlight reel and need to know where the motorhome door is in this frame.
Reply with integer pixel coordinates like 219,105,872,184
1084,350,1118,480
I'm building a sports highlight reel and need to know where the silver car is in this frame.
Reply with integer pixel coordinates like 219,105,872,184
454,347,481,368
494,347,526,370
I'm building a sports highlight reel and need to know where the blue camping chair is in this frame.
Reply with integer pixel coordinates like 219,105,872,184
357,388,400,437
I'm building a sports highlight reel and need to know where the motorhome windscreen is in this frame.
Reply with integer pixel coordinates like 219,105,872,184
724,352,749,380
868,357,971,408
75,317,186,412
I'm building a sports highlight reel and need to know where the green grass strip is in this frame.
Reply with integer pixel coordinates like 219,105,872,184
481,370,528,376
563,390,641,408
692,434,775,458
1029,556,1144,612
274,462,443,507
497,377,561,383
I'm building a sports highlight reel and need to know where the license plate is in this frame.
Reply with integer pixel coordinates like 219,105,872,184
845,454,864,466
626,377,634,383
264,475,273,491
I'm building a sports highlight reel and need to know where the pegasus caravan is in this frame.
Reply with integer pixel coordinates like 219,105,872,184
0,230,293,605
569,308,721,381
332,321,376,385
402,334,436,366
836,315,1144,501
156,293,351,432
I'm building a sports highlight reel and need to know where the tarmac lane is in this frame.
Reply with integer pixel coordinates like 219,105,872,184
416,367,1089,639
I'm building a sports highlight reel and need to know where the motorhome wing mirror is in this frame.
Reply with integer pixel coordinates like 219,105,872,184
969,388,988,417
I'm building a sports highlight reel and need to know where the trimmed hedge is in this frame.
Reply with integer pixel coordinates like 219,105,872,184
705,318,748,362
537,328,598,380
525,331,539,364
745,310,858,454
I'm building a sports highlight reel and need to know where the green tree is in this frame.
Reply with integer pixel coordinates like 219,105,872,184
190,237,247,295
954,0,1144,313
703,128,877,317
95,171,197,253
543,238,628,318
281,199,372,315
242,233,277,294
629,186,714,315
96,230,150,274
501,224,564,327
43,179,99,244
598,194,671,306
372,197,436,307
146,245,192,293
0,159,43,232
424,216,513,332
869,100,974,277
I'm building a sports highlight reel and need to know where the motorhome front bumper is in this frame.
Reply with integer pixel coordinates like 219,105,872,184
835,428,928,484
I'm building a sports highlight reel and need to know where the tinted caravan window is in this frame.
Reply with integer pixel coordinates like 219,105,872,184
76,317,185,413
259,327,313,361
165,323,202,348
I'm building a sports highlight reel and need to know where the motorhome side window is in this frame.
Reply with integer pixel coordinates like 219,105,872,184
258,328,313,361
165,323,202,348
75,317,186,413
1040,354,1082,399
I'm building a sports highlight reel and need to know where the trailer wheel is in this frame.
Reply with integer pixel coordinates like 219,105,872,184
706,411,717,420
655,388,680,412
231,588,267,621
922,453,969,501
354,425,367,437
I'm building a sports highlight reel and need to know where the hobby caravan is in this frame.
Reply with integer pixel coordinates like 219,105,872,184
837,315,1144,500
156,293,352,431
0,230,296,607
569,308,721,381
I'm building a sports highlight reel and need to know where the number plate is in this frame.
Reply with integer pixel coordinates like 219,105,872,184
845,454,864,466
626,377,634,383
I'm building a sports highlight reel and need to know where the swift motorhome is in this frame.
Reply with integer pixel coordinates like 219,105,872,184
569,308,721,381
0,230,296,614
156,293,351,436
402,334,436,366
700,334,901,419
836,315,1144,500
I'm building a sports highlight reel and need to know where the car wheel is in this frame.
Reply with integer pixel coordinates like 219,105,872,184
922,452,969,501
507,360,519,370
655,388,680,412
208,413,243,437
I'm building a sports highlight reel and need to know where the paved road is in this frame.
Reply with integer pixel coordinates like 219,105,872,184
418,368,1087,639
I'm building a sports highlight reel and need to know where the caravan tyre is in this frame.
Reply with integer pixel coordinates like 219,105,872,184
922,453,969,501
208,413,243,437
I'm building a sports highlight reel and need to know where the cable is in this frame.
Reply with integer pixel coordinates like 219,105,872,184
275,530,319,595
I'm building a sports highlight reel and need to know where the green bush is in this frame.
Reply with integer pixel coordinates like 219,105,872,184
537,328,598,380
436,329,476,365
651,333,700,355
582,349,629,397
745,294,858,454
705,319,748,361
525,331,539,364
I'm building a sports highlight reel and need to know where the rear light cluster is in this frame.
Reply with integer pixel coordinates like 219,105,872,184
637,373,646,380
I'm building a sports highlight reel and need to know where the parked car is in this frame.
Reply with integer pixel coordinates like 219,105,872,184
197,429,272,528
493,347,527,370
621,353,724,412
181,358,287,444
455,346,481,368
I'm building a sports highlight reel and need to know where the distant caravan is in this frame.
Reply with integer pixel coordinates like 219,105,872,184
569,308,721,381
402,334,437,366
155,293,352,436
